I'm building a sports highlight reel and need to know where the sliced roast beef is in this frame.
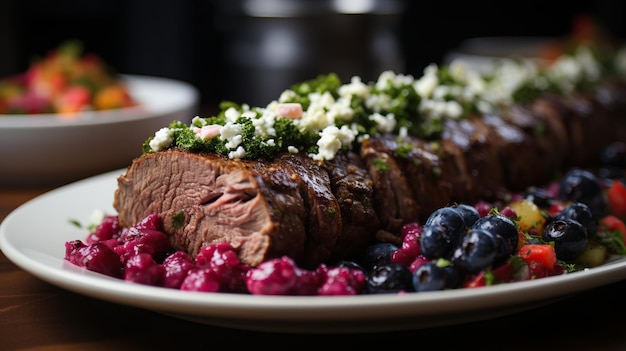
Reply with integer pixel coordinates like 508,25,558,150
114,149,310,267
275,152,341,267
538,93,609,168
483,106,561,191
365,133,471,222
441,117,507,203
565,92,623,168
526,96,570,154
322,151,380,260
359,136,421,231
479,114,534,191
114,149,379,269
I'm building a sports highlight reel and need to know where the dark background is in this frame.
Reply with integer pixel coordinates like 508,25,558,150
1,0,624,109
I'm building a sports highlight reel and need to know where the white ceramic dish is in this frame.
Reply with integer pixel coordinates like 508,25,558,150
443,36,556,73
2,170,626,333
0,75,199,187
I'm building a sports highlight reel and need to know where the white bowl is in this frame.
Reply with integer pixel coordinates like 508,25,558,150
0,75,199,187
443,36,557,72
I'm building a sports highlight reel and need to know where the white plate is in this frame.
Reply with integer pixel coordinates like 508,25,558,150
0,75,199,187
2,170,626,333
443,36,556,73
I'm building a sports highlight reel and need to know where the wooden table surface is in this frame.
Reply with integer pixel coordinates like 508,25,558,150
2,183,626,350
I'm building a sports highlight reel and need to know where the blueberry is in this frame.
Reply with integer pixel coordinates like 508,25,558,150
412,262,448,292
542,219,588,262
492,233,514,266
357,242,399,271
451,228,498,274
524,186,556,209
364,263,414,294
452,203,480,229
470,215,519,256
421,206,467,259
425,207,465,235
558,168,607,217
550,202,598,237
420,225,454,259
442,264,465,289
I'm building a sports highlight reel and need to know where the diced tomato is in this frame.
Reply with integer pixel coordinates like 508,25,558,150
547,201,566,216
526,260,550,279
551,263,566,276
491,261,514,283
463,271,486,288
607,180,626,220
55,86,91,115
599,215,626,243
463,262,514,288
7,92,51,114
517,244,557,271
46,71,68,95
94,85,134,110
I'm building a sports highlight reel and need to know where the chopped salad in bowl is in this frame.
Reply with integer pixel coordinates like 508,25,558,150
0,40,136,117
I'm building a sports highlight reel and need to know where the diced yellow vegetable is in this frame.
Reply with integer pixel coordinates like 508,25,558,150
508,199,547,235
575,242,607,267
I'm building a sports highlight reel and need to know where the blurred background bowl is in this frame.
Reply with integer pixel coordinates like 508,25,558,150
443,36,558,72
0,74,199,187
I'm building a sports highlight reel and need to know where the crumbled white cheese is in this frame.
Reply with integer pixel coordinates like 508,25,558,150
369,112,396,133
229,146,246,159
220,122,243,149
548,56,583,93
149,127,174,152
480,60,538,107
295,91,336,131
449,61,486,95
326,97,354,123
413,64,439,98
191,116,207,126
311,125,357,161
338,76,370,99
224,107,241,123
376,70,414,90
574,46,601,82
365,93,392,112
278,89,297,102
398,126,408,138
419,99,463,120
253,108,277,137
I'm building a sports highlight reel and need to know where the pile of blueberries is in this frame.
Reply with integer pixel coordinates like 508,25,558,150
351,165,612,294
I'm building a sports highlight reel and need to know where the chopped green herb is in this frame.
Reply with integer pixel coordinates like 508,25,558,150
171,212,185,230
